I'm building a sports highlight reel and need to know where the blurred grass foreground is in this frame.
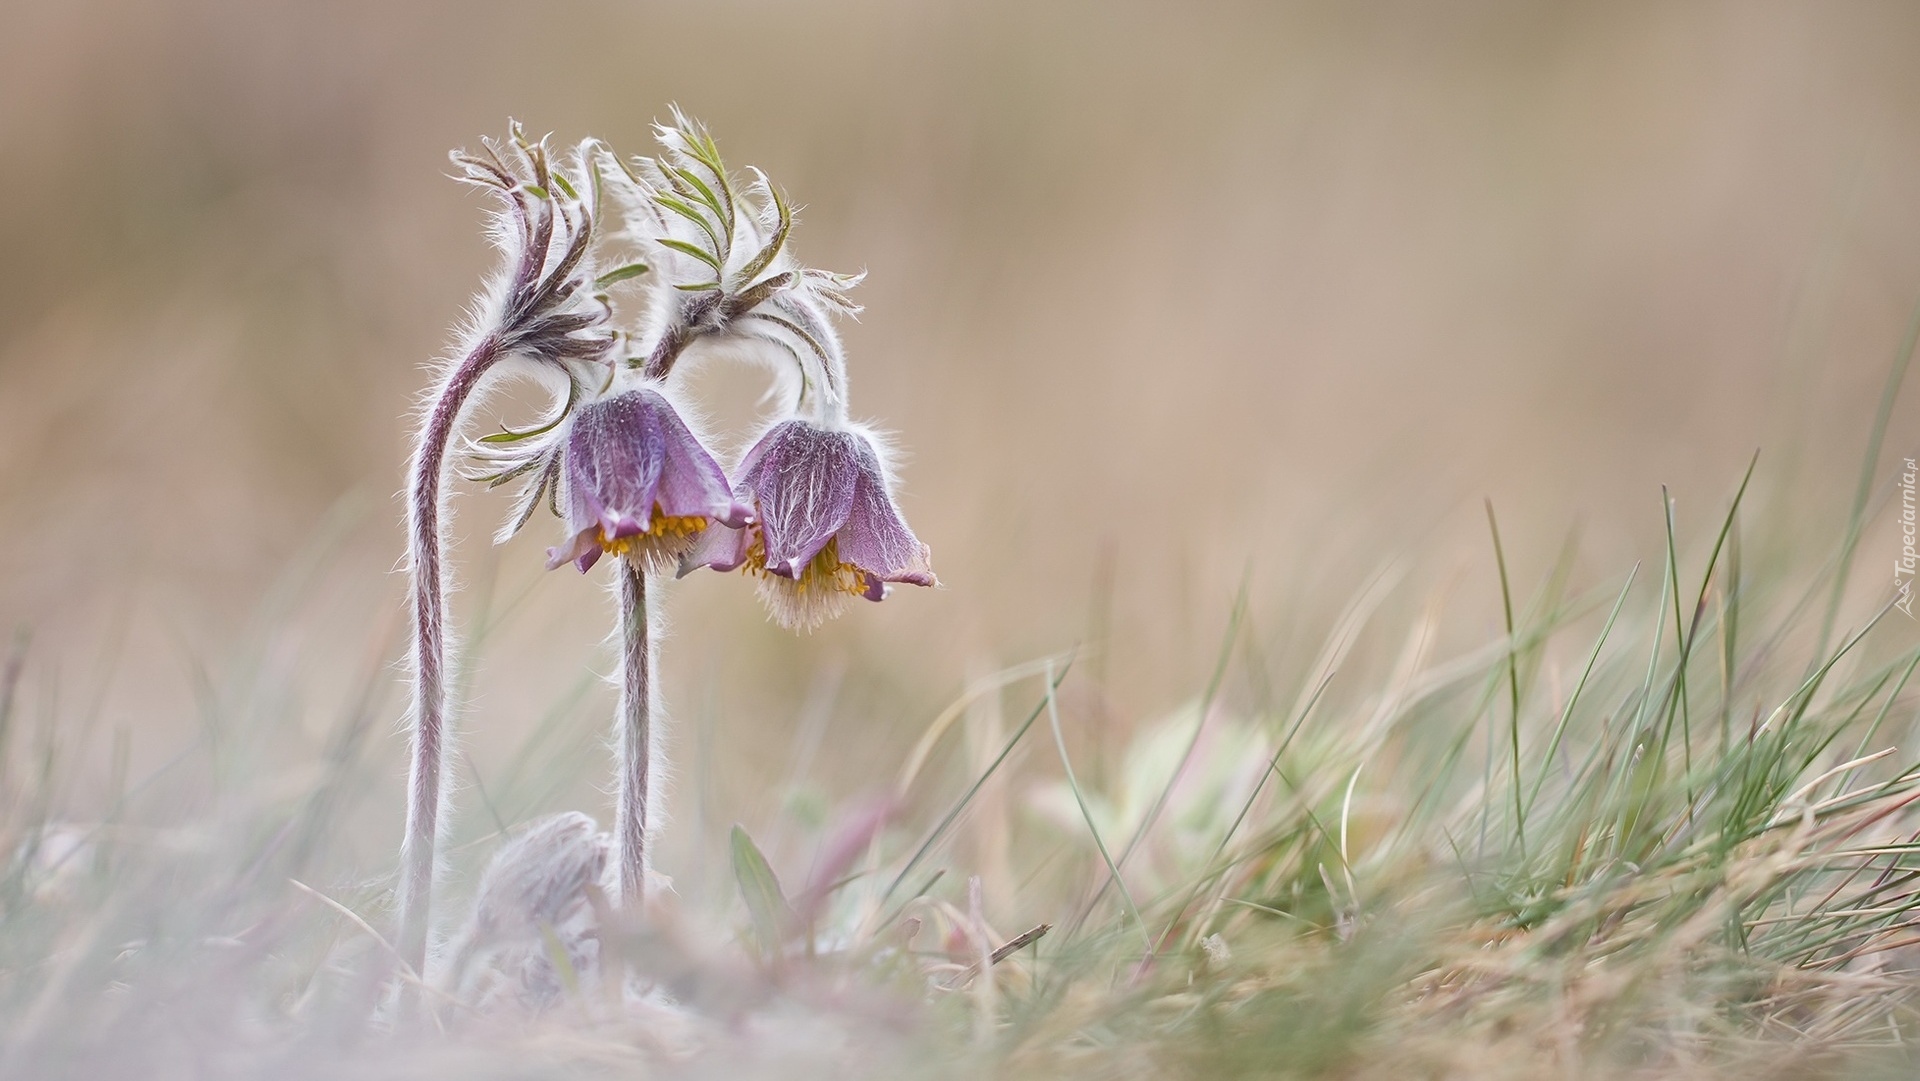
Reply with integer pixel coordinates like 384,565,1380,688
8,2,1920,1079
8,421,1920,1081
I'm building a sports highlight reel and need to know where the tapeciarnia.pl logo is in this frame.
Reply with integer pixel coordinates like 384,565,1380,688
1898,457,1917,618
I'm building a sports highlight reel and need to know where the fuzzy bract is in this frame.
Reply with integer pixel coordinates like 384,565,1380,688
680,419,934,630
546,387,750,574
441,811,609,1015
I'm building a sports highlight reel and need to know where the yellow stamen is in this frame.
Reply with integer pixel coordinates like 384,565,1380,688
739,535,876,631
595,507,708,572
741,536,871,597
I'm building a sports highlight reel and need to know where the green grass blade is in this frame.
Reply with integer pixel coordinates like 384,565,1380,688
877,660,1074,910
1044,660,1151,952
1485,500,1525,855
1525,563,1638,820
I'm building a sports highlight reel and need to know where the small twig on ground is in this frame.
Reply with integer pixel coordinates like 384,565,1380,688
943,923,1051,989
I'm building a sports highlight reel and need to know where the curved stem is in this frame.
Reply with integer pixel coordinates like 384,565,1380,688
615,560,653,908
641,291,718,382
399,333,503,984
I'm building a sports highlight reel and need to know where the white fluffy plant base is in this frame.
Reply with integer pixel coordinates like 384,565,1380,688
438,812,609,1016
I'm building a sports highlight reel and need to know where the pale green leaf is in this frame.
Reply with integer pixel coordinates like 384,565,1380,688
731,825,790,956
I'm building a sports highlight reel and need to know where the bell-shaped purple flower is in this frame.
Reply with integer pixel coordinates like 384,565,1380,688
547,387,749,574
680,419,934,630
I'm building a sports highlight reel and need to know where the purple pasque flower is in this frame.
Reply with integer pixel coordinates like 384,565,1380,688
680,419,934,630
545,386,749,574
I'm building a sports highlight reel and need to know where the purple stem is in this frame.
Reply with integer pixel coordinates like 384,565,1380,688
399,332,504,982
615,559,652,908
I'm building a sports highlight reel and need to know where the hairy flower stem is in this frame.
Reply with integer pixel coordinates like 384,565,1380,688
400,333,505,984
639,277,795,383
615,559,653,908
640,293,720,383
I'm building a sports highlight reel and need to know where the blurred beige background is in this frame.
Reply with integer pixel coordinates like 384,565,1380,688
3,1,1918,876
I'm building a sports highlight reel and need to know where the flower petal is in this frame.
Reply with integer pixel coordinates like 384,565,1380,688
676,522,751,577
835,435,935,590
560,392,667,539
545,529,603,573
738,421,859,578
648,390,749,526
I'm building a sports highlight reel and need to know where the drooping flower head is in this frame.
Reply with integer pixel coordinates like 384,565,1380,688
541,386,750,574
682,419,934,630
595,116,932,630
